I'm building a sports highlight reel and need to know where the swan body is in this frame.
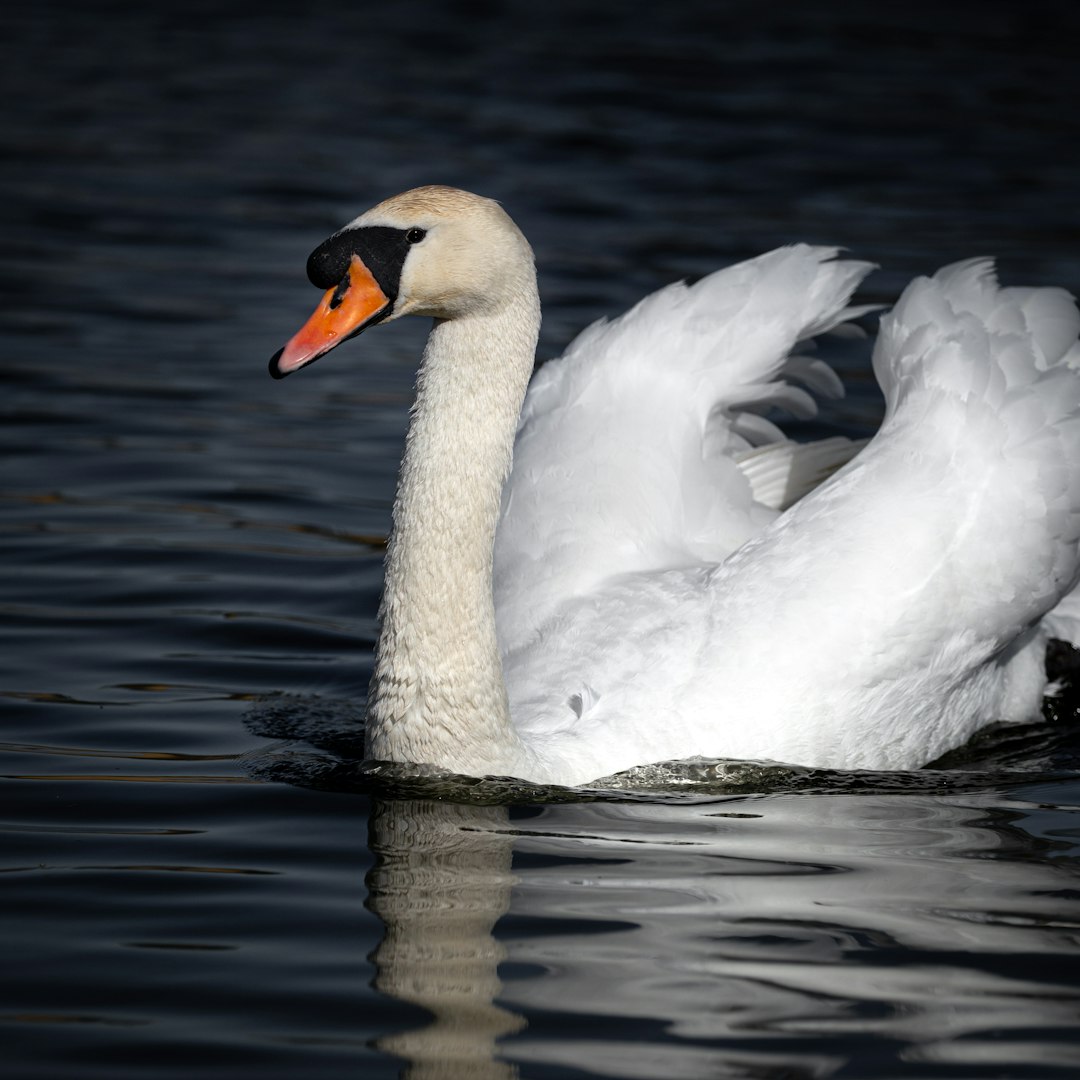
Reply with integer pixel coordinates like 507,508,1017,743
271,186,1080,786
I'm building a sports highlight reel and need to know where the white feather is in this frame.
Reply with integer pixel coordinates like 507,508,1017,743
494,246,875,655
498,258,1080,780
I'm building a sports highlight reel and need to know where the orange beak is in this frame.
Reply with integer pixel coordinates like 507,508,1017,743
269,254,391,378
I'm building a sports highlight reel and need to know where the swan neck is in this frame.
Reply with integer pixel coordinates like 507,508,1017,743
366,291,540,775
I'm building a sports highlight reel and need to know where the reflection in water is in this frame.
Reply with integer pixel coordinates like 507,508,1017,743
367,799,521,1079
365,789,1080,1079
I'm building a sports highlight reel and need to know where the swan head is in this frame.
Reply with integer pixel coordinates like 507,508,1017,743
269,185,535,378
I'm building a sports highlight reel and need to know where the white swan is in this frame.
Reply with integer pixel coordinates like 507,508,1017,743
270,185,1080,787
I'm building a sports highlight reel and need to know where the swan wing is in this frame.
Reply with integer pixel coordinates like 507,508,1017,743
494,245,875,655
505,259,1080,784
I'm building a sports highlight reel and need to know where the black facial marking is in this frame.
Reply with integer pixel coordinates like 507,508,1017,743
306,225,418,309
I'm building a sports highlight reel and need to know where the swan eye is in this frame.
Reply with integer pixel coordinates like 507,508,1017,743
405,228,426,244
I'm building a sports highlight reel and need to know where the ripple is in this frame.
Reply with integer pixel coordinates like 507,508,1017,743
242,691,1080,804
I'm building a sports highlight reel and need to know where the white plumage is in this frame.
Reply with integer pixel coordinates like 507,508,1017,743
273,187,1080,787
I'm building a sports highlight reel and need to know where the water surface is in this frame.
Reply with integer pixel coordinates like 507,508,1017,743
4,1,1080,1076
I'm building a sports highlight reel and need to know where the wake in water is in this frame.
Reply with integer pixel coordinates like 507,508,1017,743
243,641,1080,803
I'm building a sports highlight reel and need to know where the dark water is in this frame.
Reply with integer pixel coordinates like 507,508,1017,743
4,1,1080,1076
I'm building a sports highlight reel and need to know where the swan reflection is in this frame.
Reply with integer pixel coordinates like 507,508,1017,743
366,785,1080,1078
367,799,521,1079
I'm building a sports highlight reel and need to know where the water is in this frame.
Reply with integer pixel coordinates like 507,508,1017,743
4,0,1080,1075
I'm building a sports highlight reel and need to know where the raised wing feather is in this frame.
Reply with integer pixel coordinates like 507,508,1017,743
494,245,875,655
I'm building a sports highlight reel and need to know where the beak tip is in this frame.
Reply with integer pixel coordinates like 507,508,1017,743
268,348,289,380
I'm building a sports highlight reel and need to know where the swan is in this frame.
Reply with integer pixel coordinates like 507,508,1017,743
269,185,1080,787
